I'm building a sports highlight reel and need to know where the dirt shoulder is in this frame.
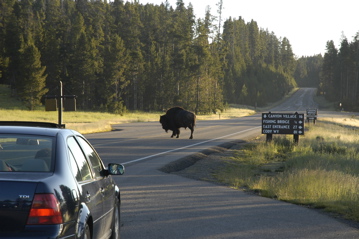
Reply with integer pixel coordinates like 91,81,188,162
159,139,250,184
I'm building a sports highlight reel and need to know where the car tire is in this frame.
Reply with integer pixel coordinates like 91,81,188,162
82,223,91,239
110,200,121,239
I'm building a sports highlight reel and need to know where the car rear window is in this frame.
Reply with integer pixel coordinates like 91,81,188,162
0,134,54,172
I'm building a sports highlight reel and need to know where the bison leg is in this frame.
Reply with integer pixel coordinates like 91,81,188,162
170,130,176,138
189,126,194,139
176,129,180,138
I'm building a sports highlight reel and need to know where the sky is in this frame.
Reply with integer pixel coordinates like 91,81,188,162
132,0,358,57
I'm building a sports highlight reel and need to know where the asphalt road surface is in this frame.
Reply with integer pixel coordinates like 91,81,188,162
86,88,359,238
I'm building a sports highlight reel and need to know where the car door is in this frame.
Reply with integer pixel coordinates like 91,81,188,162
67,136,104,239
76,136,116,236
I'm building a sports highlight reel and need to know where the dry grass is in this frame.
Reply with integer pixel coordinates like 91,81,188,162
196,106,255,120
321,116,359,128
0,84,257,133
0,108,257,134
0,109,164,134
216,121,359,222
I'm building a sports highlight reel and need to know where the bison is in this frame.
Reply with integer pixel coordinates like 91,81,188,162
160,107,196,139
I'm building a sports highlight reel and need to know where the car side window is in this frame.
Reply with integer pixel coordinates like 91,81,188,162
67,136,92,182
76,137,103,178
68,150,82,182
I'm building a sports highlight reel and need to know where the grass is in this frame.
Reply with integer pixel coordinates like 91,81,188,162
0,84,255,134
215,122,359,222
320,115,359,128
0,106,255,134
196,105,255,120
0,108,164,134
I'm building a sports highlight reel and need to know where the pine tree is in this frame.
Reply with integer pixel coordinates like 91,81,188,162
222,17,250,104
170,0,195,110
42,0,63,91
192,18,211,113
338,37,352,101
353,34,359,108
17,34,48,110
280,37,296,75
294,55,323,87
264,31,279,68
320,40,339,101
0,0,325,112
101,33,130,113
0,0,16,82
190,9,224,114
248,20,261,64
4,1,24,89
118,2,144,110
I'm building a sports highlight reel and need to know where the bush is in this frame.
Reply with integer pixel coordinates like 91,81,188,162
108,101,127,115
312,142,347,154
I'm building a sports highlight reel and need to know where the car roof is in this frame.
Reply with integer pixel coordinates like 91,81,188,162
0,121,69,137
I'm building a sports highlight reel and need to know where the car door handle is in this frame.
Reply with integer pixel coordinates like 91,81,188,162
86,192,91,202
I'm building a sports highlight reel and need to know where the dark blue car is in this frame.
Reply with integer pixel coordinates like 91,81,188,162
0,122,125,239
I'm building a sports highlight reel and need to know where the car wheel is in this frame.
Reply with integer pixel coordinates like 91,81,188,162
110,201,120,239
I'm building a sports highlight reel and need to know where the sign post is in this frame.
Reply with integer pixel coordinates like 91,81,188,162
58,81,63,127
44,81,76,128
306,109,317,124
262,112,304,143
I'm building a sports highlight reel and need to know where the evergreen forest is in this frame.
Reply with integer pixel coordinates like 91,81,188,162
319,38,359,111
0,0,358,113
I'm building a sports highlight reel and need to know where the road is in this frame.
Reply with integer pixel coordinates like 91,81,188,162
86,88,359,238
270,87,318,112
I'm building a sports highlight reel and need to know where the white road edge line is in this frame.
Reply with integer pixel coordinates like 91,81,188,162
122,126,261,165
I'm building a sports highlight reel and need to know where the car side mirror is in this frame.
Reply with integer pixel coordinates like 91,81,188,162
107,163,125,175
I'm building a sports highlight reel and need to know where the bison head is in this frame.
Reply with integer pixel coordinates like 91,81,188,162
160,115,169,132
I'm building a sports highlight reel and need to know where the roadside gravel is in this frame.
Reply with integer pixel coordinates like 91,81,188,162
159,139,249,184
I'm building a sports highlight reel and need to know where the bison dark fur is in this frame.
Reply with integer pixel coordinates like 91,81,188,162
160,107,196,139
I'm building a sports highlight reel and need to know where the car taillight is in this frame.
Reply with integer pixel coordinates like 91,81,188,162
27,194,63,225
